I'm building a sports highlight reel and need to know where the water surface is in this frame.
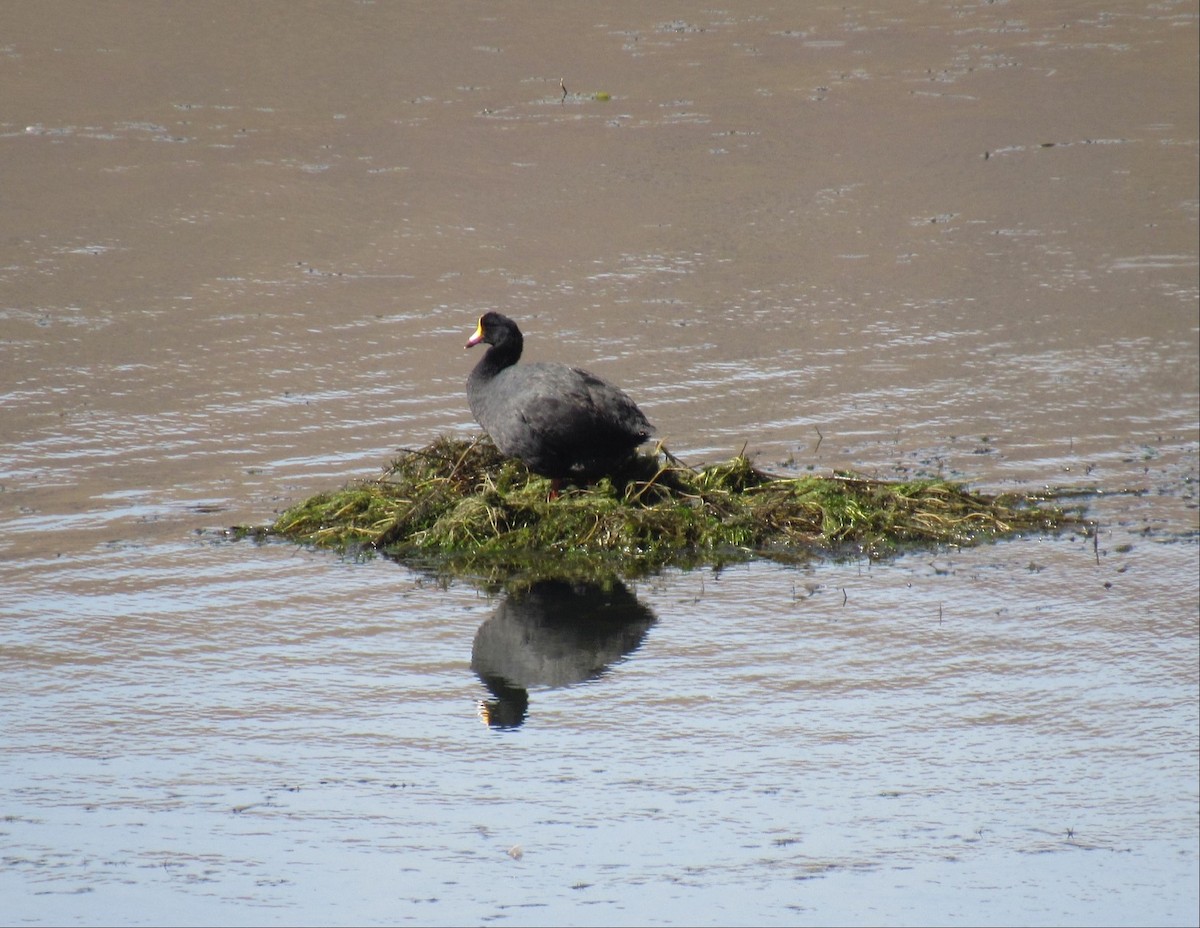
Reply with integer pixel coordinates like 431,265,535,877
1,3,1197,925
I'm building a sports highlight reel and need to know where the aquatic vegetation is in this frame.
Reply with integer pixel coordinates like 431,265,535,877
241,437,1084,582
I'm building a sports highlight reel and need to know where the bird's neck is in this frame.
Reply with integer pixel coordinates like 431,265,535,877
473,335,522,381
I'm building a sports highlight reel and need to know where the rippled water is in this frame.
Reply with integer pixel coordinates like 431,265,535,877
4,532,1197,926
2,2,1197,925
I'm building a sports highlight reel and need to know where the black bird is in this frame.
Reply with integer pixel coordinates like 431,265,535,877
466,312,655,490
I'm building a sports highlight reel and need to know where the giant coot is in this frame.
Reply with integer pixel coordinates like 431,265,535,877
465,312,655,487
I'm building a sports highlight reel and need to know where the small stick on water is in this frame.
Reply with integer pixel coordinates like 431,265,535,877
813,425,824,453
560,77,567,104
841,587,847,606
1093,524,1100,564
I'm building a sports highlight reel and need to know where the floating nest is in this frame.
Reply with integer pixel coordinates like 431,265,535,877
239,437,1085,583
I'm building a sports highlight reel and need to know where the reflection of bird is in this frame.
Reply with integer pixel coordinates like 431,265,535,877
471,579,657,729
466,313,655,490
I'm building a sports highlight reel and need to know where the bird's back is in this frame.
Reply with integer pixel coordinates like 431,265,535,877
469,361,654,479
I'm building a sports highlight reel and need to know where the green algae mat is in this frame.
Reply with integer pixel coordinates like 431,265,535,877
239,437,1085,583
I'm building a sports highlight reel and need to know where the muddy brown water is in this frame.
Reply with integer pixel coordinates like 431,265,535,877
2,3,1197,925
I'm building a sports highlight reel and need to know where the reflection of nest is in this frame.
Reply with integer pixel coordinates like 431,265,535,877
254,436,1084,579
472,579,657,729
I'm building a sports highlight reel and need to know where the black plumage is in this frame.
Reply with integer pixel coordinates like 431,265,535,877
466,312,655,484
